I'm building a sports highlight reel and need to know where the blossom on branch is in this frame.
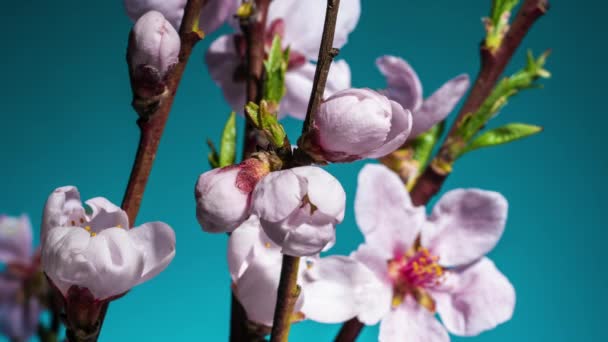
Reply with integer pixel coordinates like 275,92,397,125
350,164,515,341
228,217,383,327
124,0,237,35
206,0,361,119
251,166,345,256
41,186,176,303
195,157,271,233
299,88,413,163
377,55,470,137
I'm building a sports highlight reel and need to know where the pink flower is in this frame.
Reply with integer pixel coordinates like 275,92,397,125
228,217,380,327
41,186,176,302
350,164,515,341
124,0,237,35
195,158,271,233
205,0,361,119
251,166,345,256
0,274,40,340
0,215,32,266
377,55,470,137
301,88,413,162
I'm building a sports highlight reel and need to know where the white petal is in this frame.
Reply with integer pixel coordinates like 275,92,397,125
366,104,413,158
41,186,84,243
434,258,515,336
376,55,423,111
85,197,130,230
291,166,346,221
227,217,280,281
355,164,425,255
130,222,176,284
251,170,305,223
379,297,449,342
205,34,246,114
422,189,508,267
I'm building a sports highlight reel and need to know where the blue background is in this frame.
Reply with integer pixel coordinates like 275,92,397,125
0,1,605,341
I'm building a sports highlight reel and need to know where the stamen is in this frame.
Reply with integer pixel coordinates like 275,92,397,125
84,226,91,231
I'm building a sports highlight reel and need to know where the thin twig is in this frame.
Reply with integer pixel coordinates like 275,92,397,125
64,2,207,341
267,1,342,341
269,256,301,342
335,1,549,340
230,1,272,341
409,0,549,206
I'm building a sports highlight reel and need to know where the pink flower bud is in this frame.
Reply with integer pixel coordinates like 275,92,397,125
251,166,345,256
302,88,413,163
195,158,271,233
130,11,180,78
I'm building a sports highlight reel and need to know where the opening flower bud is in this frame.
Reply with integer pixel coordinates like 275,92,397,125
301,88,413,163
251,166,346,256
195,158,272,233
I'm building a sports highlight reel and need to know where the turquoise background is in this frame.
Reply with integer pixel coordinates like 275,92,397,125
0,1,605,341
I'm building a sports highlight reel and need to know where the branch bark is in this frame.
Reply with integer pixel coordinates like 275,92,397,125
335,1,549,340
410,0,549,207
65,2,207,341
269,256,301,342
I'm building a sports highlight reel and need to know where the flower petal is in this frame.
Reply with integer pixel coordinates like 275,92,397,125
227,216,280,282
411,74,470,137
366,103,413,158
205,34,247,114
130,222,176,284
0,294,40,340
291,166,346,221
85,197,130,231
234,253,304,327
41,186,84,242
199,0,238,34
270,0,360,60
251,170,304,223
422,189,508,267
376,55,423,112
301,255,390,325
0,215,33,264
281,60,351,120
434,258,515,336
124,0,186,30
355,164,425,254
379,297,449,342
281,222,335,256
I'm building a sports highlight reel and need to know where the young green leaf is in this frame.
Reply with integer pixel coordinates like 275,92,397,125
462,123,542,155
219,112,237,167
411,122,446,169
263,35,289,103
484,0,520,52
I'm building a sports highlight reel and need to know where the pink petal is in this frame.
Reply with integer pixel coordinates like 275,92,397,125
0,215,33,264
422,189,508,267
282,60,351,120
379,297,449,342
301,255,391,325
434,258,515,336
131,222,176,284
411,74,470,137
376,55,423,112
234,253,304,327
251,170,304,223
205,34,247,114
41,186,84,243
85,197,130,230
291,166,346,221
282,222,335,256
269,0,360,60
199,0,238,35
355,164,425,255
366,103,413,158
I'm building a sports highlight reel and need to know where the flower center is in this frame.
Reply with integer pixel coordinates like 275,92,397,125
63,208,124,237
387,247,444,310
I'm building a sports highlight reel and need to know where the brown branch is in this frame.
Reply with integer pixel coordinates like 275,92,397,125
410,0,549,207
301,0,341,134
64,2,207,341
269,256,301,342
335,318,365,342
230,1,272,342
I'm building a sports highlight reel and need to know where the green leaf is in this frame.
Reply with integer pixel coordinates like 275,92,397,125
207,139,219,168
463,123,542,155
244,100,286,148
484,0,520,52
411,122,445,168
456,50,550,143
245,102,260,126
263,35,289,103
219,112,237,167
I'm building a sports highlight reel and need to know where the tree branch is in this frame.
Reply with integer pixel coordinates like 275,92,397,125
267,1,342,341
410,0,549,206
64,2,207,341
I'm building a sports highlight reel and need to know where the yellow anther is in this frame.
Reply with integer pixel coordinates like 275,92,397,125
84,226,91,231
90,232,97,237
264,242,272,248
116,224,123,228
